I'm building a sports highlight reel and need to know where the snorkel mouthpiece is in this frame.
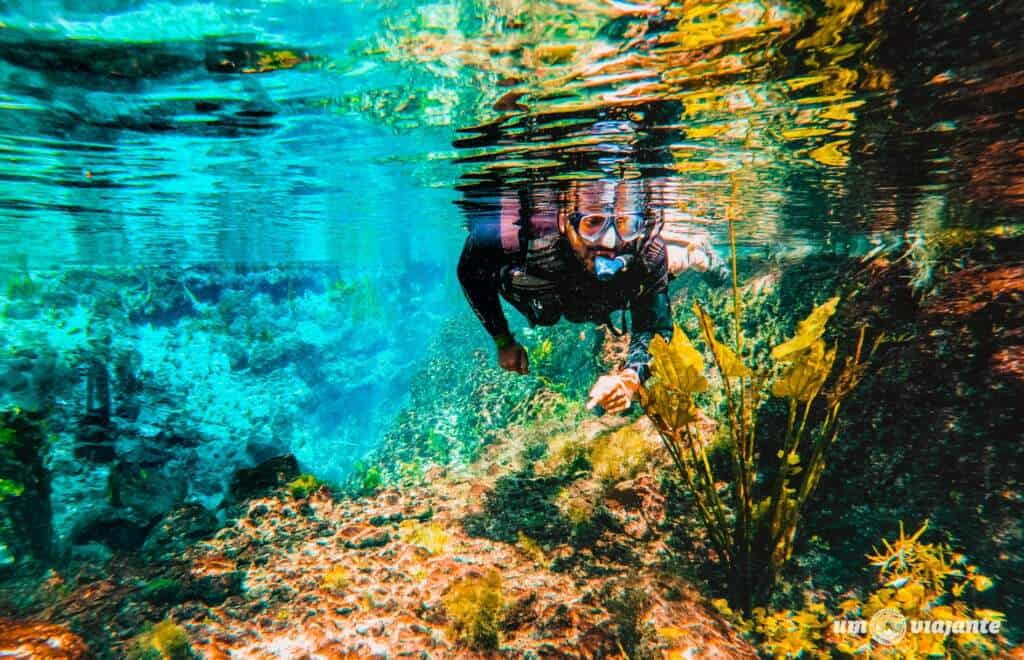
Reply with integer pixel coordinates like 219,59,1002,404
595,255,629,281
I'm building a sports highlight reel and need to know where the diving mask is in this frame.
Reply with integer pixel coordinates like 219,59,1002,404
571,212,646,246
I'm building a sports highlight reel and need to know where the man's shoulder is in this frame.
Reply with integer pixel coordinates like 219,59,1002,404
639,235,669,289
524,234,573,272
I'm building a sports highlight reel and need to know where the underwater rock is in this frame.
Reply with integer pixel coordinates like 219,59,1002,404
343,531,391,550
244,436,284,465
142,503,219,560
223,339,249,371
0,618,89,659
70,509,151,553
248,337,311,376
72,415,116,463
227,454,300,503
604,474,666,541
109,461,188,525
189,570,245,606
69,541,114,564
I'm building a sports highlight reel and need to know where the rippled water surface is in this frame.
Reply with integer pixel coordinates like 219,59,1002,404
1,0,1021,265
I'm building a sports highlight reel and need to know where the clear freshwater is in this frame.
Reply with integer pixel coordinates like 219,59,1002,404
0,0,1021,656
1,0,1018,482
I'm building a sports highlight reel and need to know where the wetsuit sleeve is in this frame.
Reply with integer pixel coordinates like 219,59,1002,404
625,236,674,382
457,234,512,340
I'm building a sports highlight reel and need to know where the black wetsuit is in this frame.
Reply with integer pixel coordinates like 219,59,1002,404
457,230,673,382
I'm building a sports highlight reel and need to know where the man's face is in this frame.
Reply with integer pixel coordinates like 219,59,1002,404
562,180,645,274
564,216,618,274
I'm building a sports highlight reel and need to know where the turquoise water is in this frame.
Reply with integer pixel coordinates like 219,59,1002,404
0,0,1021,657
0,1,482,484
0,0,1021,511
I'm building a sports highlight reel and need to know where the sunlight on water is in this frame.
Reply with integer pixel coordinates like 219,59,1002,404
0,0,1020,266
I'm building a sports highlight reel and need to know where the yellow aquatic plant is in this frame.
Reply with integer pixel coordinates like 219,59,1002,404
769,296,838,361
516,531,547,565
400,520,449,556
555,483,598,526
443,569,506,651
649,327,708,394
729,522,1006,658
771,338,836,402
641,196,881,612
590,426,656,484
287,473,320,498
126,619,192,660
321,567,350,594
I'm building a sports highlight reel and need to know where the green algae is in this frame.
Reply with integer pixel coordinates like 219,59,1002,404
286,473,321,499
126,619,194,660
462,469,572,547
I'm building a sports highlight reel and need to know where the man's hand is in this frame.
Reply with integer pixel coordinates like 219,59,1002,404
586,369,641,414
498,342,529,374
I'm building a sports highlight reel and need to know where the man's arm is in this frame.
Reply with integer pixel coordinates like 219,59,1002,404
625,289,673,382
458,234,530,374
457,233,512,341
586,237,673,413
625,236,674,382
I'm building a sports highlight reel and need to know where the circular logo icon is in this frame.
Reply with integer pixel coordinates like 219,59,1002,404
869,607,907,646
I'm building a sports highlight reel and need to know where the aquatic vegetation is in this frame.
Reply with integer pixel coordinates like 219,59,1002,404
126,618,193,660
443,569,506,651
0,409,51,565
427,428,451,463
515,531,547,566
589,426,657,485
713,596,830,660
603,581,651,657
286,473,321,498
462,470,571,545
527,337,553,368
4,273,35,300
554,479,600,528
397,459,425,486
327,275,384,324
138,577,184,605
399,520,448,556
534,429,590,477
840,521,1004,657
344,461,385,497
725,522,1006,658
321,567,350,594
361,466,382,494
641,208,882,612
0,479,24,500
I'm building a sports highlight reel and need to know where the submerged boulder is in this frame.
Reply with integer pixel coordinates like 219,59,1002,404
69,509,151,553
108,461,188,525
142,503,219,560
227,454,300,503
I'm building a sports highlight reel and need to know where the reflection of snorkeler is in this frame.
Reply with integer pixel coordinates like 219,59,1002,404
458,179,729,414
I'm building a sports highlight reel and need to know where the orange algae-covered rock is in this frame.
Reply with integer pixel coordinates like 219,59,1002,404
0,619,89,659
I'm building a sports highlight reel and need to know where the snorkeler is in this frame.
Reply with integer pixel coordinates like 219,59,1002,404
458,179,728,415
